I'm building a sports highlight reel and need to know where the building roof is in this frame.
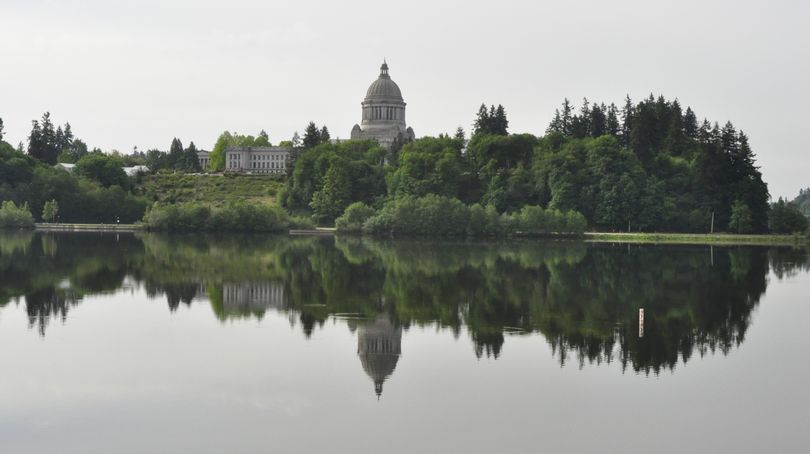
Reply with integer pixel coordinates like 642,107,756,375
364,61,403,102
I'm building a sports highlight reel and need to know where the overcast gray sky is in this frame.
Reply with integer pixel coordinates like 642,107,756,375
1,0,807,198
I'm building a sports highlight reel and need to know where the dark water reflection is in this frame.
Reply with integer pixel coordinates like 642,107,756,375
3,232,810,453
2,232,808,380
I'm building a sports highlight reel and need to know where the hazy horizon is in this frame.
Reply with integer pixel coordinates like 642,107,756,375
1,0,807,198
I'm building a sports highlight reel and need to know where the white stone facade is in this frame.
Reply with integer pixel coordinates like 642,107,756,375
224,146,290,174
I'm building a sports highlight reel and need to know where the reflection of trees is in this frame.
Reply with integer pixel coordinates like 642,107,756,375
1,232,807,374
0,232,142,334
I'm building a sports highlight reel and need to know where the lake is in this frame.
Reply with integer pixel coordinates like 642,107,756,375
1,232,808,453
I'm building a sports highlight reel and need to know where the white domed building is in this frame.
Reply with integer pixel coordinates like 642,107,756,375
350,61,415,150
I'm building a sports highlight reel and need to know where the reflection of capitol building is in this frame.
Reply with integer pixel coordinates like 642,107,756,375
357,314,402,397
222,282,288,313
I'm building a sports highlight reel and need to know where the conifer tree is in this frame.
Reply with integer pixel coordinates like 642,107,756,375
320,126,331,143
683,107,698,138
494,105,508,135
547,109,563,134
303,122,321,149
0,117,4,141
560,99,573,136
620,95,633,146
589,103,606,137
606,103,620,136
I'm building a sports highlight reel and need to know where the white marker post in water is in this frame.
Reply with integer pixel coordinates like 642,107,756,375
639,308,645,338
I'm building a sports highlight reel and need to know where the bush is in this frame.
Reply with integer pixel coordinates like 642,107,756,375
0,200,35,229
351,195,586,238
335,202,376,232
143,201,292,232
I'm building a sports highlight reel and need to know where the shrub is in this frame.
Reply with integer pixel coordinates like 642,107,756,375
335,202,376,232
352,195,585,238
0,201,35,229
143,201,292,232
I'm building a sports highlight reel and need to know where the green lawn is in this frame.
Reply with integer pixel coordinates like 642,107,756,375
135,173,284,207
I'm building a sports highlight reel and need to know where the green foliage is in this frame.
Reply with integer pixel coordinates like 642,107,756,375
135,173,283,207
387,136,468,200
542,96,770,232
355,195,585,237
0,143,147,223
0,201,35,229
143,201,293,232
27,112,76,165
473,104,509,136
335,202,376,232
282,140,386,220
302,122,331,149
729,200,753,233
42,199,59,222
310,157,352,223
769,198,809,234
792,188,810,218
207,131,270,172
74,153,129,188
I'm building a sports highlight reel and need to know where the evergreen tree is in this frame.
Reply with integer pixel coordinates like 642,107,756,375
547,109,563,134
303,122,321,148
561,98,573,136
473,104,490,136
494,105,509,135
683,107,698,138
0,117,4,141
454,126,466,146
606,103,620,137
589,103,606,137
291,131,302,149
620,95,633,146
320,126,331,143
179,141,202,173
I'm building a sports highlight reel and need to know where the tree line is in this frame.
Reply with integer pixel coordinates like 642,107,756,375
282,96,806,234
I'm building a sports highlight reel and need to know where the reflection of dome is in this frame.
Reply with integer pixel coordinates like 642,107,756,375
357,314,402,397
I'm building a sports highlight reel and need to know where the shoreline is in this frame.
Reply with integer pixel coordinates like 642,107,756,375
35,223,144,233
584,232,808,246
12,226,808,246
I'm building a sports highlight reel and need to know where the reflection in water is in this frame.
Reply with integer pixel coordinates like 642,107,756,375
1,232,808,394
356,315,402,397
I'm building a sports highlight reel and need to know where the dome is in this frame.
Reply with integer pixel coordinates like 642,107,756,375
364,61,404,102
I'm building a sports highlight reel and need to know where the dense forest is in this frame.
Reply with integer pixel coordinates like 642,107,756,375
283,96,780,233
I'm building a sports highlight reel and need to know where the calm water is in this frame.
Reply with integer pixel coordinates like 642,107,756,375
1,232,809,453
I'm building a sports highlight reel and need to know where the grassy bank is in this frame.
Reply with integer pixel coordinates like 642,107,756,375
585,232,808,246
135,173,284,207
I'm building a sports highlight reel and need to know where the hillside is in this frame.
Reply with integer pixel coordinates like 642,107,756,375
135,173,283,207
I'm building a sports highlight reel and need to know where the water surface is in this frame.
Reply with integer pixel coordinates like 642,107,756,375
1,233,808,453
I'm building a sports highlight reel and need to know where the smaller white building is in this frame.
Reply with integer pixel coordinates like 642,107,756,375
55,163,76,172
122,165,149,176
225,146,290,175
197,151,210,170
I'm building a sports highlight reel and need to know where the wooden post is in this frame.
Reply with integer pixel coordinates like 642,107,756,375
710,211,715,234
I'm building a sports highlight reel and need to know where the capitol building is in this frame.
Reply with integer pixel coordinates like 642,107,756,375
204,61,414,173
350,61,415,149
